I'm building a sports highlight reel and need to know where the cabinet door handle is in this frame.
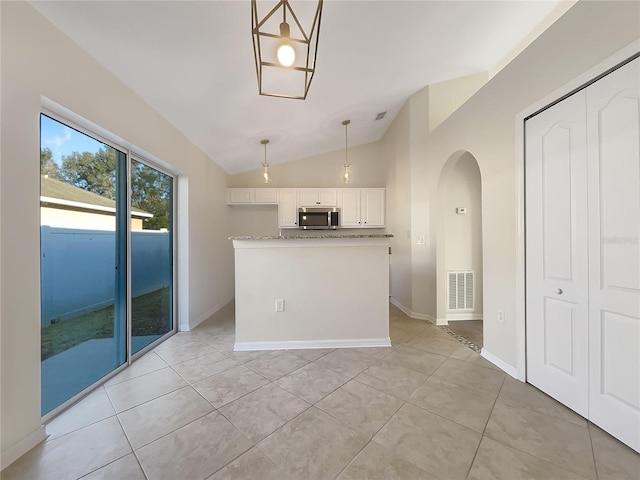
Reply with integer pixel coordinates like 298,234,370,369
556,288,563,295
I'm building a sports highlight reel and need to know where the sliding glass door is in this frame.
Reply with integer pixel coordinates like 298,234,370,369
40,114,175,417
130,159,174,355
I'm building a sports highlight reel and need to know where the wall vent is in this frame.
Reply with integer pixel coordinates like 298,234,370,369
448,271,474,310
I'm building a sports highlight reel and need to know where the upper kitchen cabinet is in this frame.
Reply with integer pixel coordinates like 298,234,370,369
228,188,254,204
361,188,385,227
298,188,337,207
338,188,385,228
255,189,278,204
278,188,298,228
228,188,278,205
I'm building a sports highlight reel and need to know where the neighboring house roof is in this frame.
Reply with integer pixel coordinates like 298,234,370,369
40,175,153,218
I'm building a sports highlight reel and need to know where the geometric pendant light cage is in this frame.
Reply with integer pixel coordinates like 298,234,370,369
251,0,323,99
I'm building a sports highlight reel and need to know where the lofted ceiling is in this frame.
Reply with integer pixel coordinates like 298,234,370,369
31,1,566,175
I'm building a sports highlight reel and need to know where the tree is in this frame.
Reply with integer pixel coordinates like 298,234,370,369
40,147,62,179
60,148,116,199
131,160,172,230
56,148,172,230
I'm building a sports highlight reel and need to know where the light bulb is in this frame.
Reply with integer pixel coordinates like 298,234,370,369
277,43,295,67
343,165,351,184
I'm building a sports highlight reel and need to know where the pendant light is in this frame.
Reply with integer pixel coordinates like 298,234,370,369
251,0,323,100
342,119,351,184
261,139,271,184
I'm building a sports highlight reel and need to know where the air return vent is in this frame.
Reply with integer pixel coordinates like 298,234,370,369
448,271,474,310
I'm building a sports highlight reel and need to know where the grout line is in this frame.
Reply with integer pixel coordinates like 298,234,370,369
480,385,598,479
112,413,150,480
464,373,507,479
587,422,601,480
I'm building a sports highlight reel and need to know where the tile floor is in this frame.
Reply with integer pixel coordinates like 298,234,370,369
445,320,483,349
4,304,639,480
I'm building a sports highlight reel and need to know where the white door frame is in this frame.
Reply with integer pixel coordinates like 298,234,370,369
514,40,640,381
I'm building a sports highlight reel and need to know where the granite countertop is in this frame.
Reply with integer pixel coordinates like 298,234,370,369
229,234,394,240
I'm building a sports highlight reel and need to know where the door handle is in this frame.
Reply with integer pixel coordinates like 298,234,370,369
556,288,563,295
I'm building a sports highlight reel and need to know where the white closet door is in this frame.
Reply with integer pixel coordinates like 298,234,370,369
525,91,589,417
587,57,640,451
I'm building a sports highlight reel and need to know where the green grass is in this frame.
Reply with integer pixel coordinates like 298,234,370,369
41,287,171,360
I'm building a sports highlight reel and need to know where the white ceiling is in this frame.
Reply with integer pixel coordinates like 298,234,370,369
31,1,565,174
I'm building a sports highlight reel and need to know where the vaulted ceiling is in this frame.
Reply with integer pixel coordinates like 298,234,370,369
31,1,566,174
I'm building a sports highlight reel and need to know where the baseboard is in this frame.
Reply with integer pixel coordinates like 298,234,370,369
389,297,436,324
234,337,392,352
446,313,483,321
1,426,47,471
183,296,233,332
481,348,519,379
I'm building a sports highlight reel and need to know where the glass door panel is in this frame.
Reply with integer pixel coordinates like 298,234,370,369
130,159,173,355
40,114,127,416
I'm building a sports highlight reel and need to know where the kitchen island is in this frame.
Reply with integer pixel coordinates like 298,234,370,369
230,234,392,351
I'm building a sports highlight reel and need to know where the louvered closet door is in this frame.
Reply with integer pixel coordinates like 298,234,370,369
525,90,590,417
586,57,640,451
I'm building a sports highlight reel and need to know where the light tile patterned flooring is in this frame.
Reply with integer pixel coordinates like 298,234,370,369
4,303,639,480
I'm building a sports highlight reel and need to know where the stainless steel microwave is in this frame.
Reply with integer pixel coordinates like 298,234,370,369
298,207,340,230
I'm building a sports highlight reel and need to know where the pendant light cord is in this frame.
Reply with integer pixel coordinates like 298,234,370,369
342,119,350,166
342,119,351,183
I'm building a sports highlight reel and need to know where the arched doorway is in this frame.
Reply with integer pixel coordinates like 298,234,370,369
436,151,483,349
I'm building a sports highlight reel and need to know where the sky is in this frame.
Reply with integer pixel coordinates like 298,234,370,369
40,114,106,165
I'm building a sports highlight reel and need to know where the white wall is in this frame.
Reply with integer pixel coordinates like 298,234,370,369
229,205,280,238
428,72,489,133
228,141,387,189
383,102,412,308
382,0,640,371
233,238,390,347
0,1,234,466
438,152,483,321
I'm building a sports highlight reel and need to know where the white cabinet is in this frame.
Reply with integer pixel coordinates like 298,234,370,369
228,188,278,205
255,189,278,204
338,188,385,228
338,189,361,227
227,188,254,204
278,189,298,228
298,188,337,207
361,188,385,227
229,187,385,229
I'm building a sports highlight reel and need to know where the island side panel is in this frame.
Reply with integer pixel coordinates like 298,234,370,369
233,239,390,349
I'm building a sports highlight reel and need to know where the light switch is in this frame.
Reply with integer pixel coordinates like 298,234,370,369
456,207,467,215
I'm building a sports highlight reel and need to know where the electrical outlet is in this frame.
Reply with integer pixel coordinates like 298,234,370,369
275,299,285,312
498,309,505,323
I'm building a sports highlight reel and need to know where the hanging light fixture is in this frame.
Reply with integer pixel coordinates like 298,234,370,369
342,120,351,184
261,139,271,184
251,0,323,100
